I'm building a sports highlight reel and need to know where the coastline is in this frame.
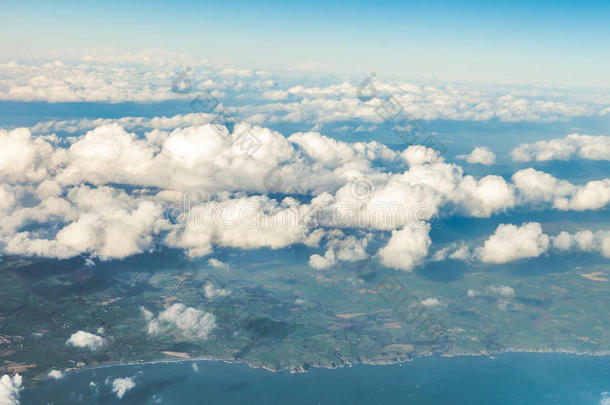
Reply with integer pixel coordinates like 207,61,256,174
27,346,610,389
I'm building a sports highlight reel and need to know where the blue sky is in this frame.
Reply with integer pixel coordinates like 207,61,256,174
2,0,610,87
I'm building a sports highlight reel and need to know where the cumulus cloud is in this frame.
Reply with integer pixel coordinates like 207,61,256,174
436,224,610,265
420,298,442,307
0,128,58,184
66,330,105,350
457,146,496,165
140,306,154,321
2,184,164,260
401,145,444,166
0,374,22,405
489,285,516,297
513,168,610,211
555,180,610,211
207,258,229,270
463,222,610,265
1,120,608,264
512,168,575,205
144,304,216,340
552,230,610,258
164,195,320,257
112,377,135,399
309,232,371,269
309,249,337,270
512,133,610,162
204,283,230,301
477,222,550,264
48,370,64,379
454,175,515,217
432,243,473,262
378,223,431,271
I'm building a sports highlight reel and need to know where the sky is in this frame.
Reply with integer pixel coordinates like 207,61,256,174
2,0,610,87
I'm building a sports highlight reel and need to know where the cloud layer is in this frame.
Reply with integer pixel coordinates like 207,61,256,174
437,222,610,264
2,121,610,273
512,134,610,162
2,51,607,124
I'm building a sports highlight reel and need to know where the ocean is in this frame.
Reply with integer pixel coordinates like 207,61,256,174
22,353,610,404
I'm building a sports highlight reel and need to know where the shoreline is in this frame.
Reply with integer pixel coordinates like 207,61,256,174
27,347,610,387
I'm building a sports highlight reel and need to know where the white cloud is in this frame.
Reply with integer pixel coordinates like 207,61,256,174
241,81,597,124
164,195,319,257
0,128,58,184
140,306,154,321
512,168,575,205
309,249,336,270
432,243,472,262
455,175,515,217
48,370,64,379
478,222,549,264
0,51,256,104
469,224,610,264
204,283,230,301
332,234,370,261
0,374,22,405
1,120,609,263
420,298,442,307
145,304,216,340
555,180,610,211
112,377,135,399
1,53,602,122
512,133,610,162
207,258,229,270
514,168,610,211
457,146,496,165
438,222,610,265
489,285,516,297
309,232,371,269
552,230,610,258
378,223,431,271
30,113,217,135
2,185,164,260
66,330,105,350
401,145,444,166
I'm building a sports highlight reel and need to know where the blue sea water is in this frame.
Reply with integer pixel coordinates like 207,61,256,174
22,354,610,404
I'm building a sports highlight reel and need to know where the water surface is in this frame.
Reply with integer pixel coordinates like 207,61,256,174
23,354,610,404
